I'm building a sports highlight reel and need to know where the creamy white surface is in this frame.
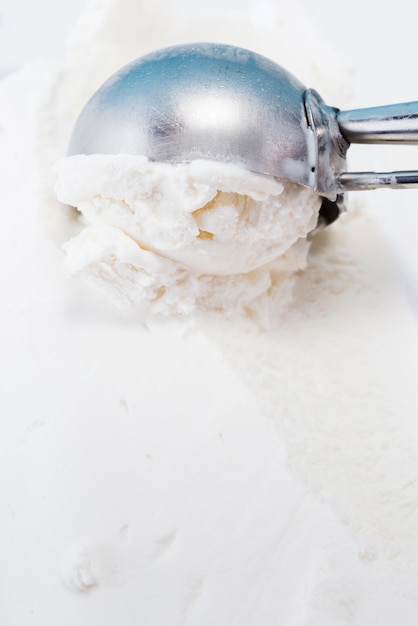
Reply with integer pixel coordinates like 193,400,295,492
55,155,319,314
2,0,418,624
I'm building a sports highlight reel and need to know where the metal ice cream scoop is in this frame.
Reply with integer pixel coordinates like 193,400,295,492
69,42,418,225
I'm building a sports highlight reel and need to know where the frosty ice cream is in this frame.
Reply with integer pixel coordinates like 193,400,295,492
2,0,418,624
55,155,320,313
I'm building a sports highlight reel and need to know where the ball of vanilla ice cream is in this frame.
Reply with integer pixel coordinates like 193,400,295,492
55,154,321,315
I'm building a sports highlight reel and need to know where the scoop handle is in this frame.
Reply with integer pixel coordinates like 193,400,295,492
337,101,418,143
338,170,418,191
336,101,418,190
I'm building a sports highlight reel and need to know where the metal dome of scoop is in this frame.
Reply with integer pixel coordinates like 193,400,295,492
69,42,418,227
68,43,336,194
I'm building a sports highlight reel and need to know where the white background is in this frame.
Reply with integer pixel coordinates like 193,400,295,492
2,0,417,104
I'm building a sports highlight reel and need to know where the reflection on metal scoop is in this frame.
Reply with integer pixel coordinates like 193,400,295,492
69,42,418,226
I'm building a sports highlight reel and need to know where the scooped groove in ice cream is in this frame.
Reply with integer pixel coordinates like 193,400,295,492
55,154,321,314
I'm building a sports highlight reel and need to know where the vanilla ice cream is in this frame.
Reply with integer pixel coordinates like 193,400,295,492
55,154,320,314
2,0,418,625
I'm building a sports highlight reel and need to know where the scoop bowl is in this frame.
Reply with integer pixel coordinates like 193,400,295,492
69,42,418,226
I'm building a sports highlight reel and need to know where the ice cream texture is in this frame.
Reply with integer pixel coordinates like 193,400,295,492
55,155,320,313
2,0,418,625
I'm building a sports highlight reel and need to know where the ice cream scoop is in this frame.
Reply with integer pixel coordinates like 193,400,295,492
68,42,418,225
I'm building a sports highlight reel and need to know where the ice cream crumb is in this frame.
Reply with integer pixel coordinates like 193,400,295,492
62,545,97,593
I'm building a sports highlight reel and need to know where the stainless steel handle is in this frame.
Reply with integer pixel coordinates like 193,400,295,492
336,101,418,190
339,170,418,191
337,101,418,143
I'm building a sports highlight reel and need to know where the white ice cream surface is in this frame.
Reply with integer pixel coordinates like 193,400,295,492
3,0,418,625
55,154,319,314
